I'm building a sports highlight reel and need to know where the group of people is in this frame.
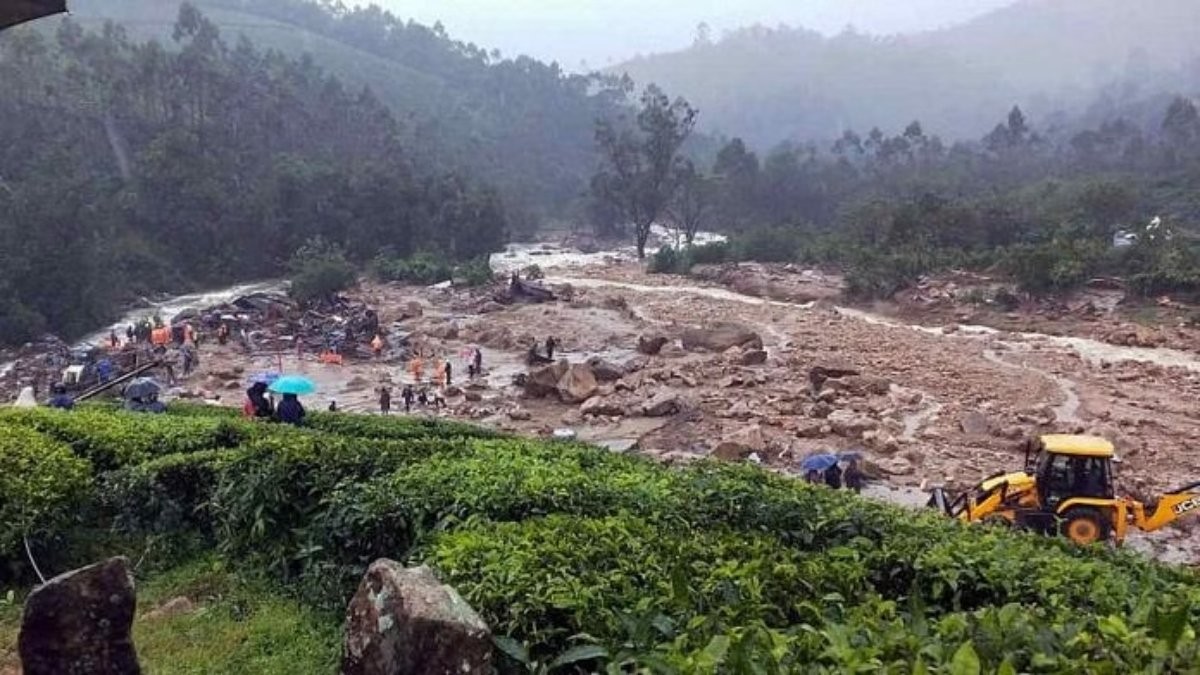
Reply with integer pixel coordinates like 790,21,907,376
805,458,865,492
244,381,305,426
377,383,446,415
407,354,454,387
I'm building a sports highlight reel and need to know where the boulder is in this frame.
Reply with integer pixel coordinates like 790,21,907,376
524,360,569,398
343,561,491,675
400,301,424,321
808,363,861,392
586,357,626,383
828,409,878,437
810,401,834,419
642,392,682,417
681,323,762,353
464,390,483,403
825,375,891,397
795,421,827,439
581,396,626,417
712,424,767,462
637,334,669,355
19,557,140,675
556,363,599,404
959,411,992,436
738,349,769,366
507,408,532,421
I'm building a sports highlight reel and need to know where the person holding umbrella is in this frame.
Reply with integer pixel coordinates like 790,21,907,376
269,375,316,426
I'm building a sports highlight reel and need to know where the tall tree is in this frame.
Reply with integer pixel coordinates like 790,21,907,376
592,85,697,258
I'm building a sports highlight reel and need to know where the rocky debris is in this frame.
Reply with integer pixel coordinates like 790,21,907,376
825,374,891,397
19,557,140,675
586,357,626,382
712,424,767,462
810,401,834,419
795,421,829,438
1103,324,1167,348
523,360,569,398
808,363,861,392
680,323,763,353
637,334,669,355
556,363,599,404
464,390,484,403
399,301,424,321
642,392,683,417
828,409,878,437
876,456,915,476
507,408,532,421
495,276,556,305
737,349,769,366
343,561,491,675
959,411,993,436
581,396,626,417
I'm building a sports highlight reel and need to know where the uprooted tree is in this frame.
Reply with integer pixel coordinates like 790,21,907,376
591,86,698,258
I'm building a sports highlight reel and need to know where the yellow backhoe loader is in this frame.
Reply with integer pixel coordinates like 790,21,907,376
927,434,1200,546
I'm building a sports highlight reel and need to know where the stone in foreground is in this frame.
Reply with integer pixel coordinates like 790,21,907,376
19,557,140,675
343,561,491,675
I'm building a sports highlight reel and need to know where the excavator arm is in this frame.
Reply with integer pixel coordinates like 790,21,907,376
1133,481,1200,533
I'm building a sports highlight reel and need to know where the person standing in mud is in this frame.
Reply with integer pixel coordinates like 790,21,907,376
401,384,415,413
545,336,558,360
443,360,452,387
378,385,392,415
473,347,483,377
843,459,864,493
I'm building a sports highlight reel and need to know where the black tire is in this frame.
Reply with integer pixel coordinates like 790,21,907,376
1060,506,1112,546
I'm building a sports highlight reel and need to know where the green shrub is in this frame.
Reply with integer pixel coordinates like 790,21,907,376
303,410,500,441
0,424,91,554
287,237,357,304
368,251,452,285
689,240,731,265
101,448,243,537
731,225,803,263
454,257,495,286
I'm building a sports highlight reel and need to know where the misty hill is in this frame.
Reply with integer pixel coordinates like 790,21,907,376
52,0,628,219
615,0,1200,147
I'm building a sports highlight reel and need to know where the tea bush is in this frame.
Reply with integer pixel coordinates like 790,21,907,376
0,424,91,554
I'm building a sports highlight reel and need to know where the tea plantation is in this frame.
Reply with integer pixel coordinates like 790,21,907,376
1,405,1198,673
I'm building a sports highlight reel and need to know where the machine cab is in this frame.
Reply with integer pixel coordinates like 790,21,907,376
1029,435,1116,510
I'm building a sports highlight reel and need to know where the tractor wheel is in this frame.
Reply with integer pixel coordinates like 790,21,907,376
1061,507,1111,546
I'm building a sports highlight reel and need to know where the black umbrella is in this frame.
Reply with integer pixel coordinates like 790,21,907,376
0,0,66,32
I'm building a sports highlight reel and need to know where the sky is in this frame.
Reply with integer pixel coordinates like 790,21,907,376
374,0,1017,69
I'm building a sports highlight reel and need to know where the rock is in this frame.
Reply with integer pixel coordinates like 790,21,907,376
524,360,569,398
877,457,915,476
642,392,682,417
425,321,460,340
723,401,753,419
581,396,626,417
795,421,827,438
680,323,762,353
556,363,599,404
400,301,424,321
712,425,766,462
827,409,878,437
342,561,491,675
659,342,687,358
143,596,195,621
824,375,891,397
808,362,861,392
464,390,483,403
637,334,669,355
738,349,769,366
19,557,140,675
810,401,834,419
586,357,626,382
959,411,992,436
507,408,531,421
444,385,463,397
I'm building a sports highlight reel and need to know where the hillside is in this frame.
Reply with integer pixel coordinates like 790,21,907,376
1,404,1198,671
47,0,627,217
615,0,1200,146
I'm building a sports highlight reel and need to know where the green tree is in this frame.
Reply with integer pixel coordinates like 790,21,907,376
592,85,698,258
287,237,357,304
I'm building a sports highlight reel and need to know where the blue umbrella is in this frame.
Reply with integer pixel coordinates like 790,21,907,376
124,377,161,401
249,371,281,385
800,453,840,473
268,375,316,396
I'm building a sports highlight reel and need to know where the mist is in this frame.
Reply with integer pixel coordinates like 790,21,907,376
374,0,1015,68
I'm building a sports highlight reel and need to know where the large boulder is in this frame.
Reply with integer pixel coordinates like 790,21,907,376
524,360,569,398
557,364,599,404
586,357,626,382
712,424,767,462
808,362,861,392
637,334,670,356
581,396,626,417
959,411,993,436
738,349,769,366
642,392,683,417
19,557,140,675
827,409,878,437
343,561,491,675
680,323,762,353
824,375,892,397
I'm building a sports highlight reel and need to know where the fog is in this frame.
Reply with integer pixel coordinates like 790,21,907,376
375,0,1015,68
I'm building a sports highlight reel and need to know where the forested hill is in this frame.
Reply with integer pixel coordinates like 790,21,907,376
615,0,1200,147
0,5,514,345
51,0,631,218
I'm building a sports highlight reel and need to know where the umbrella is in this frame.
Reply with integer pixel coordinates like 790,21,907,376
269,375,316,395
1,0,66,31
800,452,840,473
248,371,281,385
124,377,161,400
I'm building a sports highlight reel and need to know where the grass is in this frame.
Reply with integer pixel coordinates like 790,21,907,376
1,556,340,674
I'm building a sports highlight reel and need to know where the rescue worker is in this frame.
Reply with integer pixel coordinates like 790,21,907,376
372,334,384,358
48,384,75,410
379,385,392,415
545,336,558,360
401,385,415,413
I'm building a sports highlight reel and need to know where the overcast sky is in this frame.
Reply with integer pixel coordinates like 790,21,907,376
374,0,1017,69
